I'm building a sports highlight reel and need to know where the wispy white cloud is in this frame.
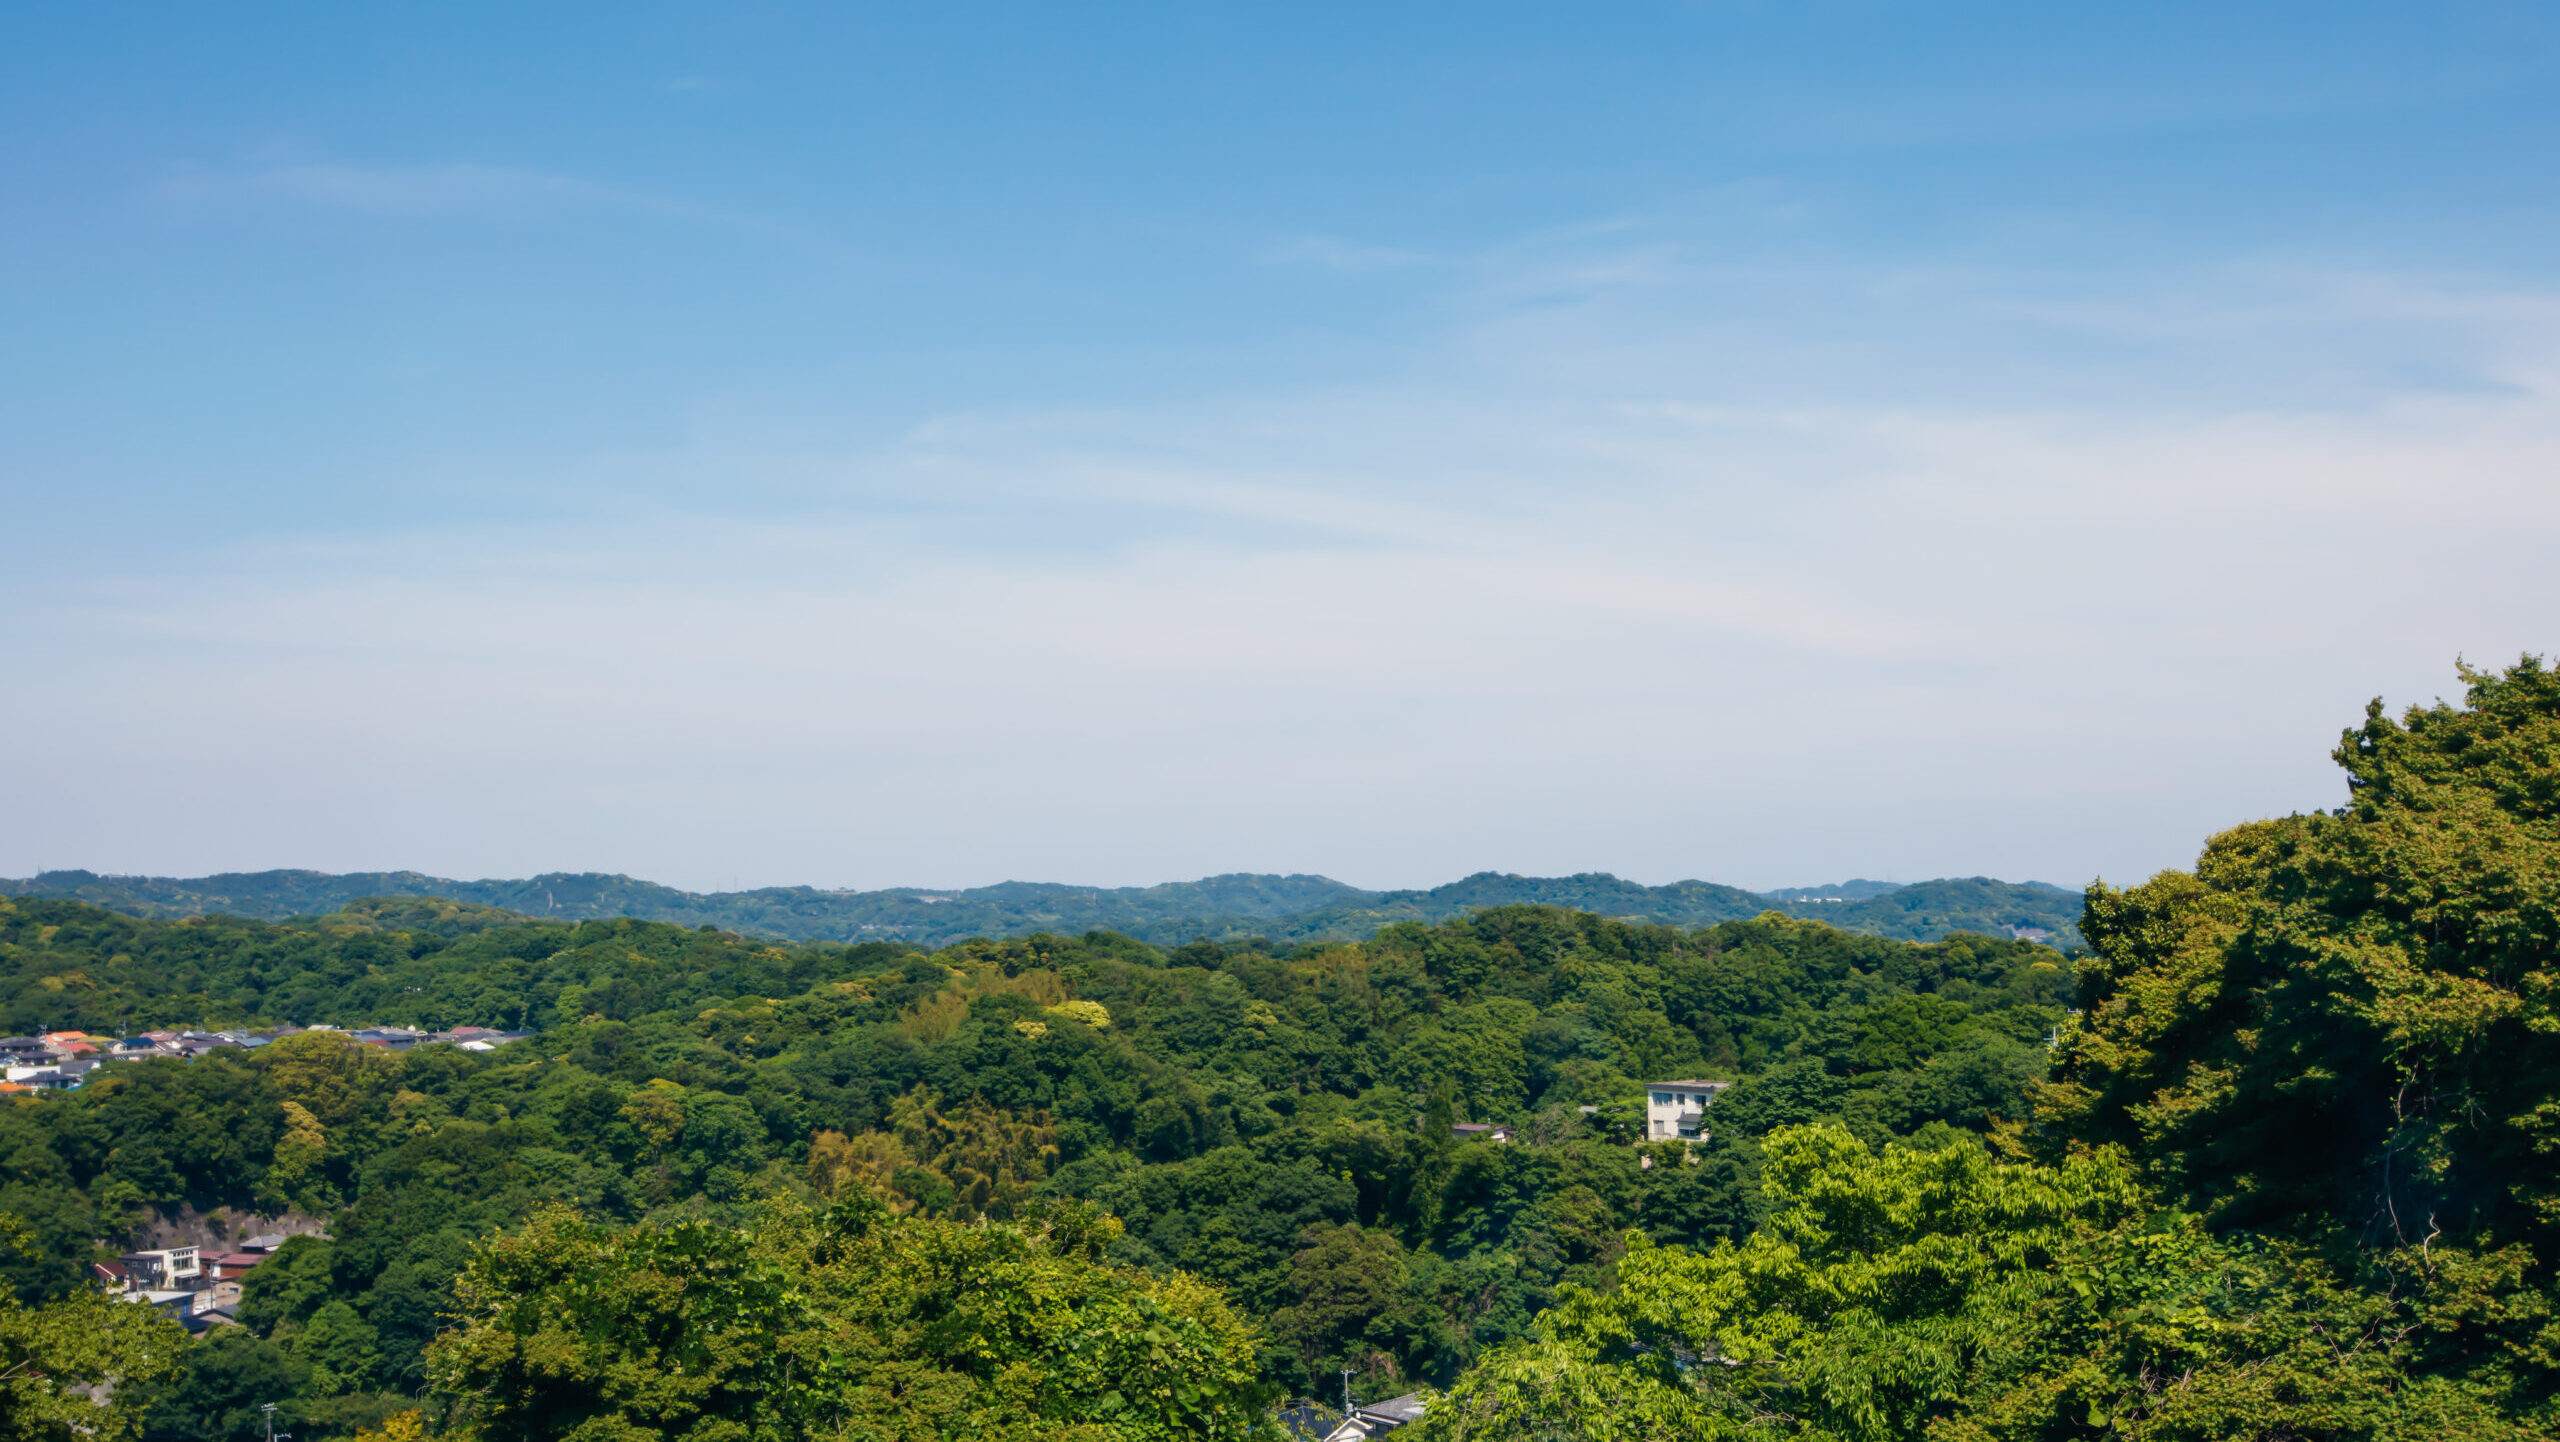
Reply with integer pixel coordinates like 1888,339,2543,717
1265,234,1436,273
10,261,2555,892
157,160,607,216
6,213,2555,893
148,155,836,252
16,5,2555,901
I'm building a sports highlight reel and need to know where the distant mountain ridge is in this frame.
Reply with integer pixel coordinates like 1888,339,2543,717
1760,878,1905,902
1,867,2086,949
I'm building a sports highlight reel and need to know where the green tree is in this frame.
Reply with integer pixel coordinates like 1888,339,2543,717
290,1300,382,1395
133,1330,310,1442
238,1235,338,1333
2037,658,2560,1427
1267,1225,1448,1402
428,1197,1277,1442
1430,1123,2544,1442
2048,658,2560,1250
0,1249,188,1441
618,1081,685,1155
887,1090,1059,1221
1391,1005,1535,1119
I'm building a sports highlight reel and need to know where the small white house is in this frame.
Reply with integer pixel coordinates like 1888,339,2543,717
1644,1080,1728,1140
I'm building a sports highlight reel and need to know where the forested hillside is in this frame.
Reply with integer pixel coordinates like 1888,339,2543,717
0,892,2065,1436
0,867,2085,949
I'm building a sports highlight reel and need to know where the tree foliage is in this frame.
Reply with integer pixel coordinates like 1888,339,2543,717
0,1218,188,1442
2048,659,2560,1251
0,873,2068,1426
1428,1124,2544,1441
427,1198,1273,1442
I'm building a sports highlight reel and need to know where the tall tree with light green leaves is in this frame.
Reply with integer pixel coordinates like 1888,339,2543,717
426,1196,1277,1442
1425,1125,2535,1441
0,1219,189,1442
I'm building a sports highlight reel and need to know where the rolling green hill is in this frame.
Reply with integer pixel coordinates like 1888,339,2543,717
0,867,2085,949
1770,876,2083,945
0,888,2075,1430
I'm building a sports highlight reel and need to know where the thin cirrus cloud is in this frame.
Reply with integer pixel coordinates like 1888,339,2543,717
155,159,610,216
7,246,2555,893
6,0,2556,897
1266,235,1438,274
145,155,832,256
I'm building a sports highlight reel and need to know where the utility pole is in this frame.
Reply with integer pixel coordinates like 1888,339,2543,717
260,1402,290,1442
1341,1367,1355,1418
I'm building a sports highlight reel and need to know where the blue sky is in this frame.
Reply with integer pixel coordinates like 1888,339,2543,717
5,3,2558,893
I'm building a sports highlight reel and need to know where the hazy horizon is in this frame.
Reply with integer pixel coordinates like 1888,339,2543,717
0,863,2072,898
6,5,2554,894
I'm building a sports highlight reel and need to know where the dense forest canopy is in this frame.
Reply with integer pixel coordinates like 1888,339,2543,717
5,658,2554,1440
0,869,2087,951
0,890,2067,1436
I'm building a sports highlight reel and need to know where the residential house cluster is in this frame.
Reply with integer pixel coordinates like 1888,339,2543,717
94,1232,306,1333
341,1024,535,1053
0,1024,534,1097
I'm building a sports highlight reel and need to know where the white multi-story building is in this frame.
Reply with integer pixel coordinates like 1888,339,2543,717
1644,1080,1728,1140
117,1247,202,1290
